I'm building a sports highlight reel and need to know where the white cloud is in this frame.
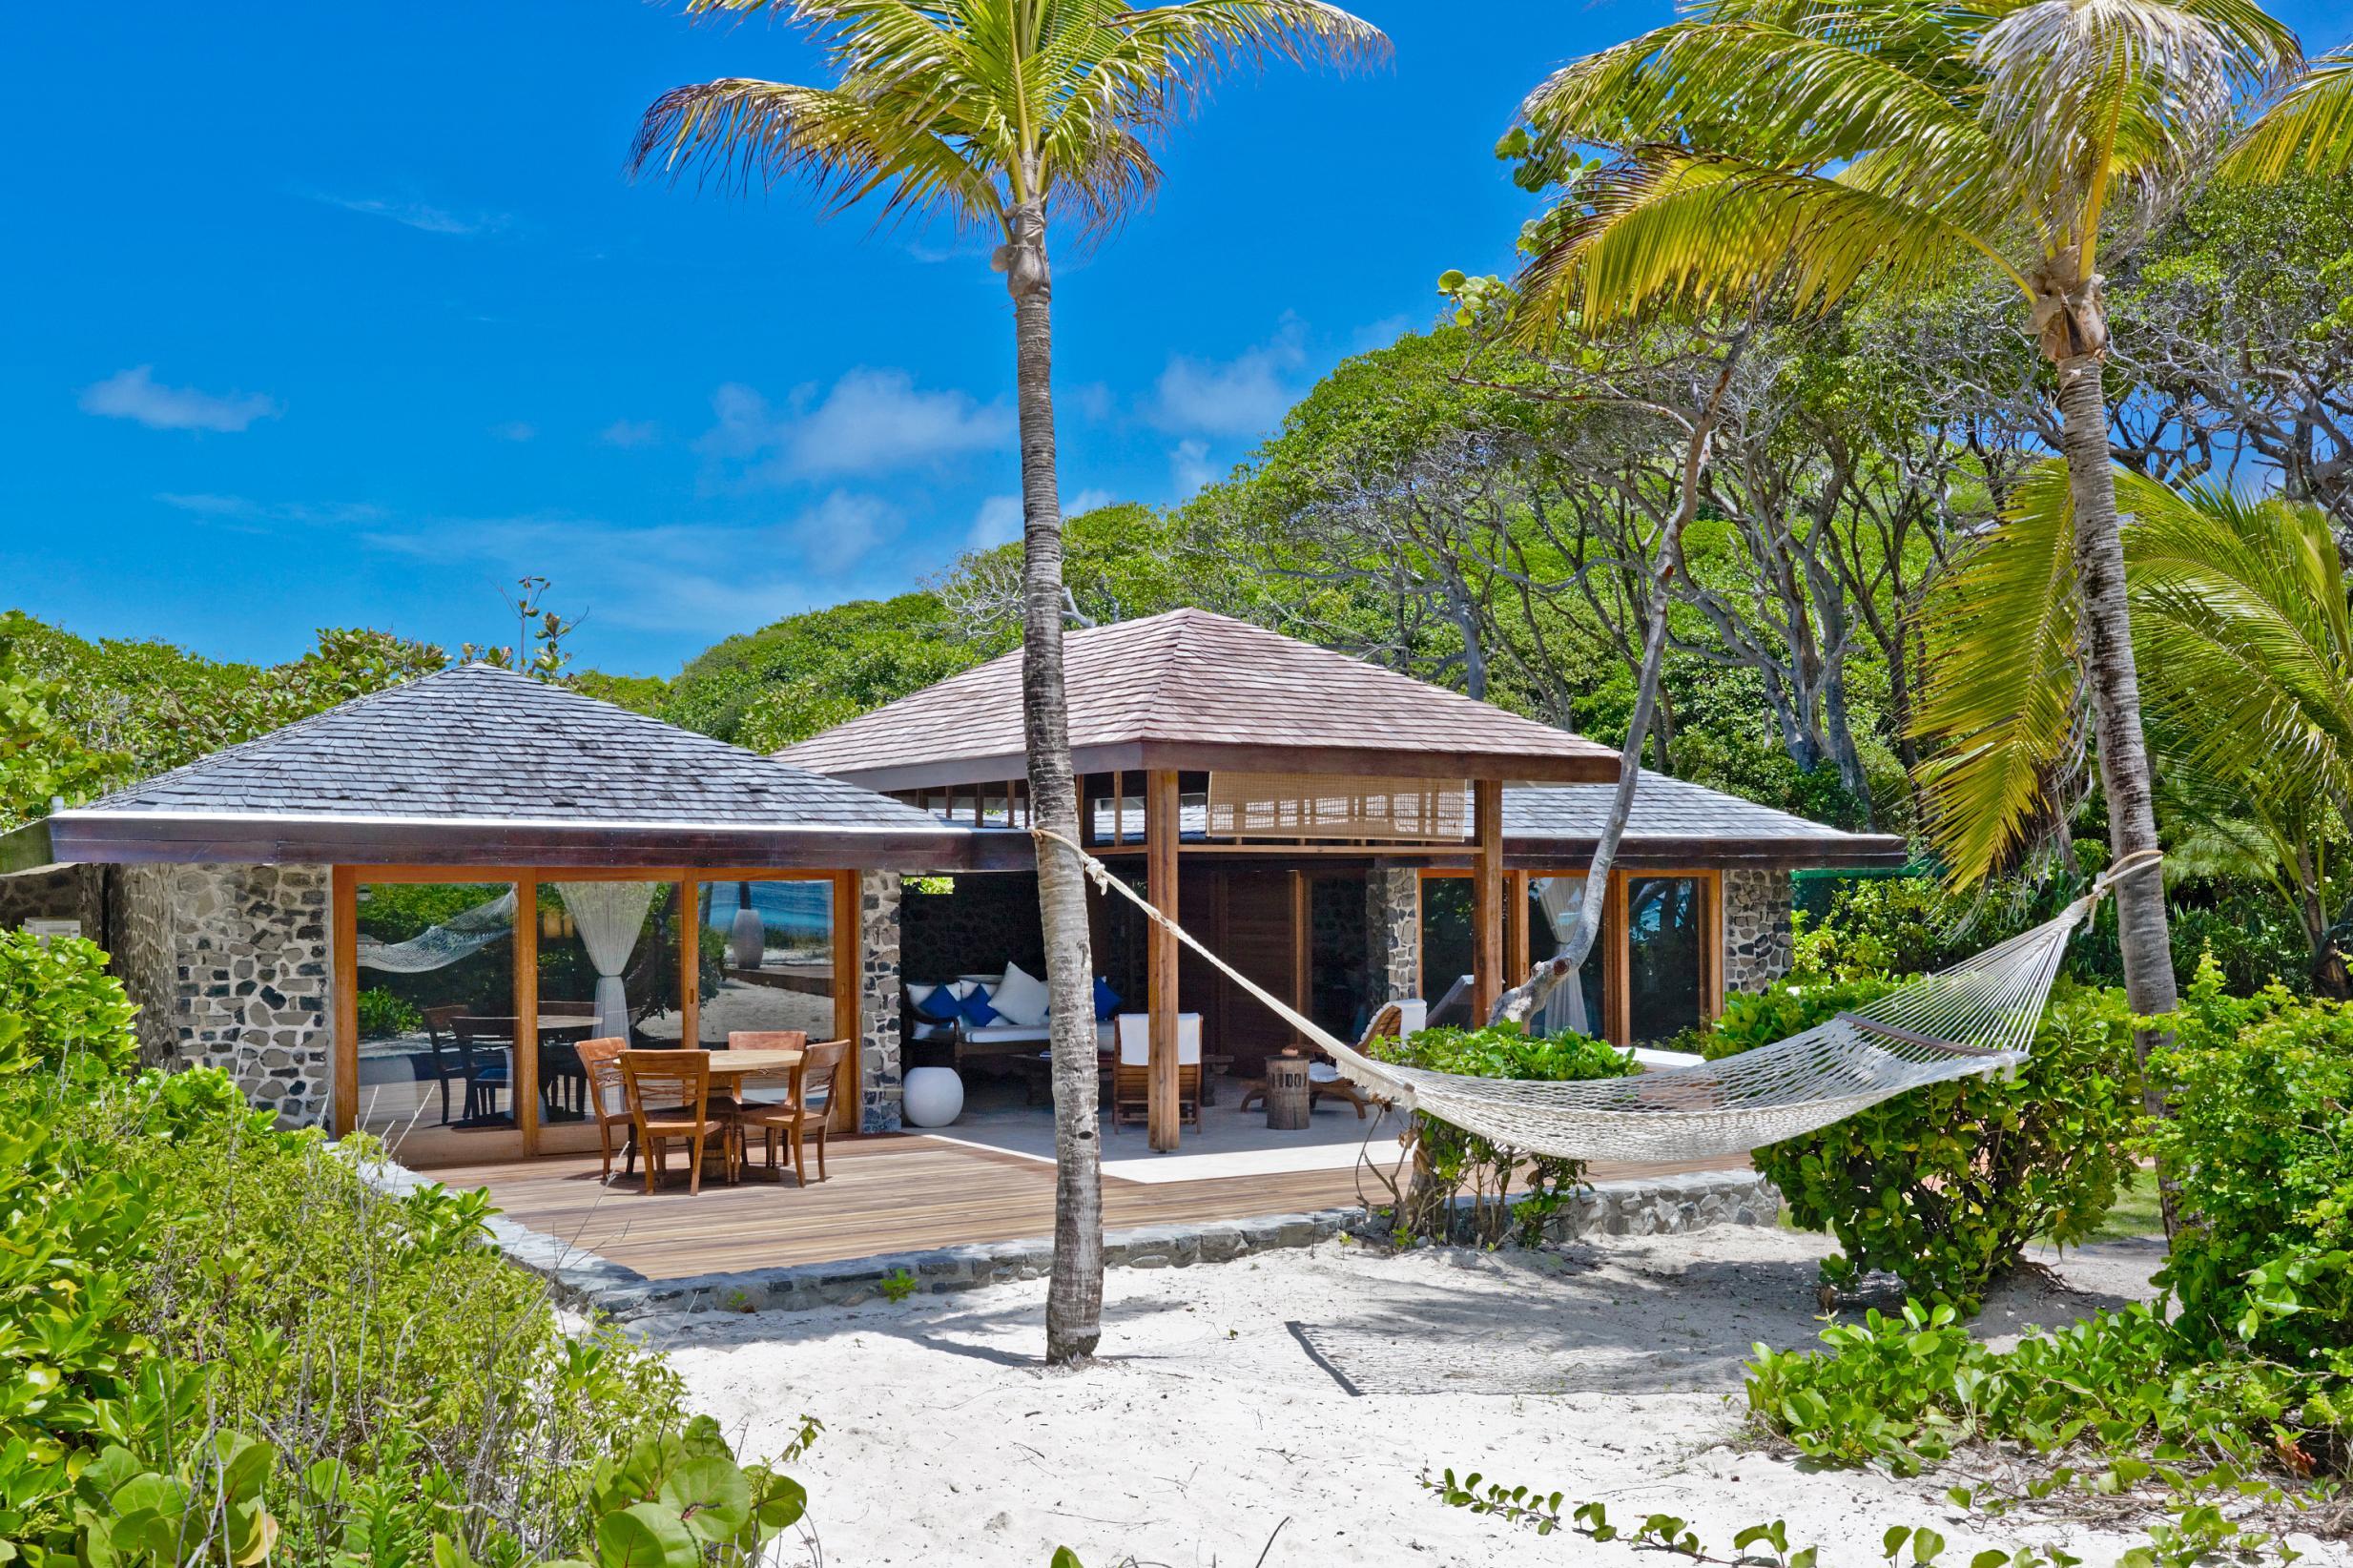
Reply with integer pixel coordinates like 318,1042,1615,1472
969,494,1023,551
490,421,537,443
967,487,1121,551
1169,440,1216,497
601,419,660,448
1064,382,1116,421
1350,314,1414,354
303,191,504,237
699,369,1013,484
358,495,903,634
81,366,280,433
1151,318,1308,438
156,492,383,527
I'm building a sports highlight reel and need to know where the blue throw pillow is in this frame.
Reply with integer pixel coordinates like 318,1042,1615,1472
912,986,960,1023
960,987,1001,1027
1092,977,1122,1021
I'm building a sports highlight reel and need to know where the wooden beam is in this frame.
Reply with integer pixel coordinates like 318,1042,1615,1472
1146,768,1181,1150
1510,869,1530,983
514,877,540,1156
680,877,701,1050
1472,779,1504,1025
331,866,358,1138
832,869,860,1134
1606,871,1632,1047
1290,869,1311,1048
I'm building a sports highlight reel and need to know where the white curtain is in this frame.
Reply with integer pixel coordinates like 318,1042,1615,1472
561,882,657,1041
1532,877,1591,1038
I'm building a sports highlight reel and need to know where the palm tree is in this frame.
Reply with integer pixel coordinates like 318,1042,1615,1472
630,0,1384,1364
1501,0,2304,1051
1917,464,2353,993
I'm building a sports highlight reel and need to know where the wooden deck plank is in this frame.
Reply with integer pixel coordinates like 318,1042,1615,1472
435,1136,1746,1280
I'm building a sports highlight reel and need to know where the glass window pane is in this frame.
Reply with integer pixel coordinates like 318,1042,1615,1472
1526,876,1608,1039
1626,877,1707,1043
696,879,837,1047
353,881,518,1163
1418,876,1474,1022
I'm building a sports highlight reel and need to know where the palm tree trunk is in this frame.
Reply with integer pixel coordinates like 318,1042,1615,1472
2053,351,2178,1086
1006,199,1103,1363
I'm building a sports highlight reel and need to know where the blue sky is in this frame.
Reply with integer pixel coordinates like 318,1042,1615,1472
5,1,2341,677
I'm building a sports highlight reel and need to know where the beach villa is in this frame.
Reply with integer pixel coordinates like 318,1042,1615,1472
0,609,1899,1268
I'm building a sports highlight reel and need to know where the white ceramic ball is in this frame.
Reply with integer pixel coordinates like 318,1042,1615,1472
901,1065,965,1127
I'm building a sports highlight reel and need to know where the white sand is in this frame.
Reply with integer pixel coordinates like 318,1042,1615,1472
648,1228,2345,1568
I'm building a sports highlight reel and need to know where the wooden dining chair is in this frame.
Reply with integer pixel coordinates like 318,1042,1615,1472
737,1038,850,1186
420,1004,470,1125
575,1037,634,1183
618,1049,737,1195
724,1030,808,1109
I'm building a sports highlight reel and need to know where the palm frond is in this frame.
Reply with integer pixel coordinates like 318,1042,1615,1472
1912,459,2085,887
1512,150,2016,339
2225,44,2353,179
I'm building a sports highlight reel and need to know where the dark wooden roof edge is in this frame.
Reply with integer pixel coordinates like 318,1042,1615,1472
1498,833,1909,871
40,811,980,875
824,740,1620,793
0,819,60,877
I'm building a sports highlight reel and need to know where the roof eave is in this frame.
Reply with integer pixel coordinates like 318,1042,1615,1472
806,739,1620,791
42,812,983,875
1496,832,1910,871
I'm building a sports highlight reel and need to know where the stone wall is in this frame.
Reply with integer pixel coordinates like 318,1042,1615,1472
113,863,336,1127
0,864,104,938
1364,866,1419,1004
1723,867,1795,993
901,871,1045,988
857,871,903,1133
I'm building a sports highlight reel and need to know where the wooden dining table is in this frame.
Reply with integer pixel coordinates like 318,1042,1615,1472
707,1047,803,1094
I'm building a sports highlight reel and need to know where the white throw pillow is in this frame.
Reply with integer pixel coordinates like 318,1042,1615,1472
990,961,1051,1027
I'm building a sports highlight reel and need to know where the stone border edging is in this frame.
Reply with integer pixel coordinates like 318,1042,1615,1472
349,1150,1779,1321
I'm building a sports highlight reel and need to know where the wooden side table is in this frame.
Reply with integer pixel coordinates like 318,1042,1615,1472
1265,1052,1311,1130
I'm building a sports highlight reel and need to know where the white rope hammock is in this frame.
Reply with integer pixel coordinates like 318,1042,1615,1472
1039,829,2157,1165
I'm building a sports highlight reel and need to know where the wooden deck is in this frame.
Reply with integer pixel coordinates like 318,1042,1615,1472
439,1135,1744,1280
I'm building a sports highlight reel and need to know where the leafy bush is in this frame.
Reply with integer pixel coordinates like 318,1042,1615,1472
0,930,139,1079
2146,958,2353,1371
1747,1298,2345,1510
1370,1024,1637,1247
355,985,423,1039
1700,977,2139,1309
0,926,806,1566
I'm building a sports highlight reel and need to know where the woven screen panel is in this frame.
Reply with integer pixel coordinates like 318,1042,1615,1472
1207,772,1470,841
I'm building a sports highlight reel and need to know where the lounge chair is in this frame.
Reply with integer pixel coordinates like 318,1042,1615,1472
1240,1001,1402,1119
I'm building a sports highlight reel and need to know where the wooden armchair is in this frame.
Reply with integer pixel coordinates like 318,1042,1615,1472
1110,1014,1203,1131
575,1037,633,1182
618,1049,737,1195
737,1038,850,1185
724,1030,808,1109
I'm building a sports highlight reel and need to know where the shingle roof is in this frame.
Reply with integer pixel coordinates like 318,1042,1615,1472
777,608,1619,786
1503,772,1906,868
81,664,943,829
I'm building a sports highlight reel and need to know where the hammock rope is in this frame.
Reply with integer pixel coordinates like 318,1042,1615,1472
1033,828,2159,1164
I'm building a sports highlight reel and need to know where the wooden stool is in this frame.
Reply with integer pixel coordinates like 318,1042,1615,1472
1265,1053,1311,1130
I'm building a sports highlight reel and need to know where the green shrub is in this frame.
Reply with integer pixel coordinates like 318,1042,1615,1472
1747,1298,2346,1484
1700,978,2139,1309
2145,957,2353,1368
1370,1024,1637,1247
0,930,138,1080
355,985,423,1039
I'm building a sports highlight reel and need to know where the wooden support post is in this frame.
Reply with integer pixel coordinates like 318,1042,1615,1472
515,877,540,1155
1290,869,1311,1048
331,866,358,1138
1510,869,1531,982
680,876,700,1051
1606,872,1632,1047
1146,768,1181,1150
832,870,860,1134
1473,778,1504,1025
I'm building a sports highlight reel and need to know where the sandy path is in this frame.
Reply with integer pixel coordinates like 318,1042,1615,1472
646,1228,2341,1568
